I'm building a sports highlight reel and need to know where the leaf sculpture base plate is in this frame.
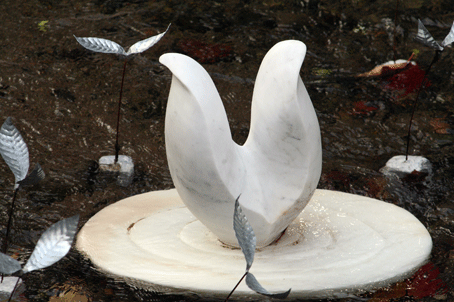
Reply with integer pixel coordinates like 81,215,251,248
76,189,432,299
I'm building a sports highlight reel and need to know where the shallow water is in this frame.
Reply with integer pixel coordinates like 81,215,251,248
1,0,454,301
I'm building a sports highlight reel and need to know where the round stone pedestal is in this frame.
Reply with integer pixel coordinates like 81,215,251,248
76,189,432,299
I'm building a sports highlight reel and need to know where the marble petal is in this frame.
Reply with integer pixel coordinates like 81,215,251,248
159,40,322,247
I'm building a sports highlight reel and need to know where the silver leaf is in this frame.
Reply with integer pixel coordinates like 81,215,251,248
415,19,443,51
74,36,126,55
233,196,256,271
0,117,29,188
126,23,170,55
22,215,79,273
442,21,454,47
246,272,291,299
18,163,45,187
0,252,22,275
74,24,169,57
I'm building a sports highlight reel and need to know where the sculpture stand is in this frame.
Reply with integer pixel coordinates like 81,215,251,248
380,155,432,178
98,155,134,187
0,277,23,301
76,189,432,299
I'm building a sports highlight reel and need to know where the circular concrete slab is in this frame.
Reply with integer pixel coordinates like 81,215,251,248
76,189,432,299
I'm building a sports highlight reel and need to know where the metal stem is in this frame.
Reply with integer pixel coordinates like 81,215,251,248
115,60,128,164
224,272,248,302
3,188,19,254
405,50,440,160
7,276,21,302
2,188,19,283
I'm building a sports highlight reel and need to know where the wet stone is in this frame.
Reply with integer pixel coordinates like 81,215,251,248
0,277,24,301
99,155,134,187
380,155,433,179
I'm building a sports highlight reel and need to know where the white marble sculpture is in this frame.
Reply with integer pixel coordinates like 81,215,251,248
160,40,322,247
77,40,432,298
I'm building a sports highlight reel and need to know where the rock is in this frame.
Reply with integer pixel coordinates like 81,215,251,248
99,155,134,187
380,155,432,178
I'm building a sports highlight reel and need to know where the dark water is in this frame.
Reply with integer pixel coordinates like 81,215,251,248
1,0,454,301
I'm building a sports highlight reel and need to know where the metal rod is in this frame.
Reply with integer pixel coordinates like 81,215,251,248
2,188,19,283
224,272,248,302
7,276,21,302
405,50,441,160
3,188,19,254
115,60,128,164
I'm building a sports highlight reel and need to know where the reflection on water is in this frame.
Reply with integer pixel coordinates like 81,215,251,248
0,0,454,301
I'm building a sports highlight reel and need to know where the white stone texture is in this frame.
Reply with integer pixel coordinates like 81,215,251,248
160,40,322,247
381,155,432,178
99,155,134,187
76,189,432,299
0,277,23,301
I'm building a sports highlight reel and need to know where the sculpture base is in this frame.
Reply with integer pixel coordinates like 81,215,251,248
98,155,134,187
0,277,23,301
76,189,432,299
380,155,432,178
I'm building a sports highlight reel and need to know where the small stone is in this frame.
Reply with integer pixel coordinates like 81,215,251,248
433,293,448,300
380,155,432,178
0,277,24,301
99,155,134,187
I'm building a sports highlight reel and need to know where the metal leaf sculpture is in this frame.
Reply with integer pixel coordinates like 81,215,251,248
233,196,255,271
0,252,22,275
22,215,79,273
73,36,126,55
441,21,454,48
415,19,443,51
226,197,290,300
17,163,45,188
127,24,170,55
74,24,170,164
0,117,29,189
74,24,170,56
406,18,453,159
246,273,291,299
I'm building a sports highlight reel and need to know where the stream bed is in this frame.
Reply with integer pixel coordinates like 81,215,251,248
1,0,454,301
